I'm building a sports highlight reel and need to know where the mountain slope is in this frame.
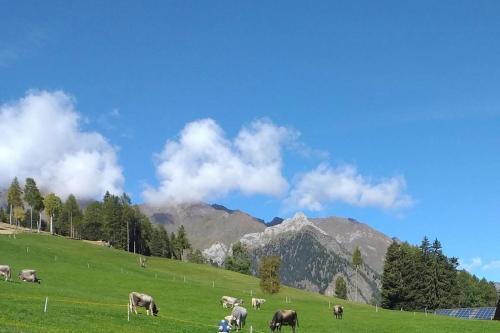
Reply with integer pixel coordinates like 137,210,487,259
1,233,498,333
142,203,266,250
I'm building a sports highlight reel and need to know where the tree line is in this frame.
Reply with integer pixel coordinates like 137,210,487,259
381,237,498,311
0,177,192,260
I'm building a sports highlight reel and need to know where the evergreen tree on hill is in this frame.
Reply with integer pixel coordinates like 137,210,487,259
335,276,348,300
23,178,44,231
44,193,62,235
7,177,23,225
224,242,251,275
259,256,281,294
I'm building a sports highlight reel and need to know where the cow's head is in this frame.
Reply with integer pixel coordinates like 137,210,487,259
269,320,279,332
152,303,159,316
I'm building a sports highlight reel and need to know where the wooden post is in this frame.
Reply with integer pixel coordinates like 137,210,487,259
44,297,48,313
183,276,186,283
87,263,90,269
212,281,215,288
250,326,253,333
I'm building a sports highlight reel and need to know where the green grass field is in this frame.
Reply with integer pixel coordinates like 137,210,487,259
0,233,498,333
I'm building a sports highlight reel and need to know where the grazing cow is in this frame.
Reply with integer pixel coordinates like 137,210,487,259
333,305,344,319
269,310,299,332
129,292,159,316
251,297,266,310
220,296,243,308
18,269,40,284
229,305,247,331
0,265,11,281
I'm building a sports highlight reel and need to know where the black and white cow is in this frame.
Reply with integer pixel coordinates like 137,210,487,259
18,269,40,284
0,265,11,281
333,305,344,319
269,309,299,332
129,292,159,316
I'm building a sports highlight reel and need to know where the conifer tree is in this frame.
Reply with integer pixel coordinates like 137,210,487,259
23,178,44,230
352,246,363,302
224,242,251,275
7,177,23,225
335,276,348,300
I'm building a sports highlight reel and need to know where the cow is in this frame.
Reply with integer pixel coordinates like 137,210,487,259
269,310,299,332
128,292,159,316
0,265,11,281
228,305,247,331
333,305,344,319
251,297,266,310
220,296,243,308
18,269,40,284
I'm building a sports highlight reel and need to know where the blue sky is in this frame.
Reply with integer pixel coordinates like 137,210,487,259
1,1,499,281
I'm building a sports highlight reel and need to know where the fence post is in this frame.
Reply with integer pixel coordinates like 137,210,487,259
212,281,215,288
250,325,253,333
44,297,48,313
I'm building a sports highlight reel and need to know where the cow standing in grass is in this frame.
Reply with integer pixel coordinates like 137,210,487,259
333,305,344,319
220,296,243,308
229,305,247,331
129,292,159,316
18,269,40,283
251,297,266,310
269,310,298,332
0,265,11,281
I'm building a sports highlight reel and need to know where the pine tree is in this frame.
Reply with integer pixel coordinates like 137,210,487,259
102,192,125,249
381,241,404,309
259,256,281,294
352,246,363,302
81,201,104,240
7,177,23,225
63,195,82,238
24,178,43,230
174,225,191,260
335,276,348,300
150,226,166,257
187,249,205,264
224,242,251,275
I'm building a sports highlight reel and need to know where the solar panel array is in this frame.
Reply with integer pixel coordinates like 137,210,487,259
435,307,496,320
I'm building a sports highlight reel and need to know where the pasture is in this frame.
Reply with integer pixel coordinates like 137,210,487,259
0,233,498,333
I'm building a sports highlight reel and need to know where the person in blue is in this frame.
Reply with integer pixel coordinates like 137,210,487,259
218,319,231,332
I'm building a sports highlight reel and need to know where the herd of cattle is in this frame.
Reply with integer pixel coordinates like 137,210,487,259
1,262,345,332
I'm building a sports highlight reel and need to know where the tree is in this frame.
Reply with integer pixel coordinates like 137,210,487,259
63,195,82,238
187,249,205,264
7,177,23,225
44,193,62,235
335,276,348,300
170,225,191,260
259,256,281,294
224,242,251,275
381,241,404,309
81,201,104,240
352,246,363,302
24,178,44,230
150,226,167,257
102,192,126,249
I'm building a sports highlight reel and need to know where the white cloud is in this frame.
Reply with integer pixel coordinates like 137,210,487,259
482,260,500,271
285,164,413,211
143,118,291,206
459,257,483,272
0,90,124,199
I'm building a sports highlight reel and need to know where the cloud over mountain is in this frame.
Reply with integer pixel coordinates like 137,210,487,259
286,164,413,211
0,90,124,199
143,118,291,206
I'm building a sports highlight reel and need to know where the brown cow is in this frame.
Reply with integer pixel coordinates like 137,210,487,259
269,309,298,332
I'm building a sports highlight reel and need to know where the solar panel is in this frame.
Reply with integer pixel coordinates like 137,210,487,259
434,307,496,320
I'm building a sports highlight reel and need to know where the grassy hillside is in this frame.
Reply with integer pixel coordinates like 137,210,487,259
0,233,498,333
